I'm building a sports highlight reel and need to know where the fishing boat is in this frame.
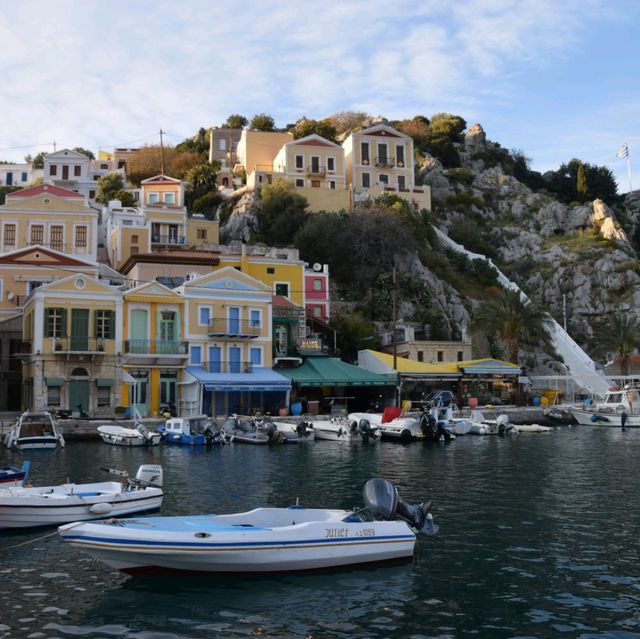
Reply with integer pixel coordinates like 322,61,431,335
0,461,30,485
160,416,222,445
0,465,163,529
97,423,162,447
58,478,438,576
4,411,65,450
570,386,640,427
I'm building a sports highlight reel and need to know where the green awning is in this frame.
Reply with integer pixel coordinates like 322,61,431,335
45,377,64,387
278,356,397,388
95,378,114,387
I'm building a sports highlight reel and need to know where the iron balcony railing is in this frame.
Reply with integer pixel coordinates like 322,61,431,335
52,337,110,353
151,235,186,245
207,318,261,338
374,156,395,168
200,361,254,374
124,339,189,355
305,165,326,177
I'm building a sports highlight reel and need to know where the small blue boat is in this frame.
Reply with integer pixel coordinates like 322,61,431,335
160,416,222,446
0,461,30,485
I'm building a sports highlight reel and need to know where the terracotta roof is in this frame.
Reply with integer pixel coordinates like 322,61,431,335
7,184,84,199
272,295,302,309
119,250,220,274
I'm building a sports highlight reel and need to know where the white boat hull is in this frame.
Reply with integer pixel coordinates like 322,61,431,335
0,479,163,529
570,409,640,427
380,418,424,441
311,418,380,442
59,508,415,575
97,425,162,447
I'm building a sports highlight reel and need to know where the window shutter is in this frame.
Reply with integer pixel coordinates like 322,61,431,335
61,309,67,337
93,310,98,338
108,311,115,339
44,308,50,337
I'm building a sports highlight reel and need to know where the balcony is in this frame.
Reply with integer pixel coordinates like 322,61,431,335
52,337,109,354
123,339,189,366
201,361,254,374
208,318,261,339
305,165,326,178
375,156,395,168
151,235,186,245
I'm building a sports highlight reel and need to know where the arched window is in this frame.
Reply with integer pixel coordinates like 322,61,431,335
71,367,89,376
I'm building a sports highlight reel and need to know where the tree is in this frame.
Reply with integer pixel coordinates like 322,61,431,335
192,192,223,220
224,114,248,129
73,147,95,160
30,151,47,168
184,163,217,209
428,113,466,142
258,179,308,246
325,111,371,136
590,313,640,375
395,116,430,150
329,312,380,363
250,113,275,131
126,145,177,185
95,172,127,204
576,163,588,201
171,151,208,179
544,158,618,203
290,118,337,143
175,128,209,157
471,288,553,364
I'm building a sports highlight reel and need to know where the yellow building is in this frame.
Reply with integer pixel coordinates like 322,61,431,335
343,123,431,211
179,267,290,416
0,246,99,319
121,281,188,417
272,134,351,212
236,130,293,190
141,175,188,249
0,184,99,261
21,273,122,415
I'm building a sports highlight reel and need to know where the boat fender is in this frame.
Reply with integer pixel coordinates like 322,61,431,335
591,414,609,423
89,502,113,515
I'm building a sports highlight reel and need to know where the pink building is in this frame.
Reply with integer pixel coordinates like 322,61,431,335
304,263,330,323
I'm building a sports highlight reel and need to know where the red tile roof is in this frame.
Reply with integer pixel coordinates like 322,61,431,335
8,184,84,199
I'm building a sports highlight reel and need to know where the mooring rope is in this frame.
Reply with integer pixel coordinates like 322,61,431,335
0,529,58,551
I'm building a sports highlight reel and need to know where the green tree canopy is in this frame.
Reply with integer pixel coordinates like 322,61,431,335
73,147,95,160
257,179,309,246
250,113,275,131
290,118,337,143
184,163,217,209
175,127,209,156
589,312,640,375
224,114,248,129
471,288,553,364
30,151,47,168
325,111,371,136
544,158,618,203
329,312,381,363
95,173,127,204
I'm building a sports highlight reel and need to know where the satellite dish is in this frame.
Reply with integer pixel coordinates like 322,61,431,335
312,263,322,272
6,292,14,301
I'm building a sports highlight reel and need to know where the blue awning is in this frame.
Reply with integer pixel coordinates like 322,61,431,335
186,366,291,392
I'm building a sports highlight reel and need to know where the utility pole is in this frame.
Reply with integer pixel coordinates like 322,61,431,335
159,129,165,174
52,140,57,152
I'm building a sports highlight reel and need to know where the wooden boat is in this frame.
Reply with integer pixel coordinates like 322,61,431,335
97,423,162,447
4,411,65,450
0,461,30,485
58,478,438,576
570,386,640,427
0,465,163,529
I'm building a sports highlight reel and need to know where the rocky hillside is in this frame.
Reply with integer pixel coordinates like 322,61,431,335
220,119,640,370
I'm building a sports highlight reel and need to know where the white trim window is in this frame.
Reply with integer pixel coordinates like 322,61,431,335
164,192,175,204
326,156,336,173
295,178,304,187
148,192,160,204
378,174,389,185
190,345,202,365
295,154,304,170
47,385,61,407
274,282,289,298
362,172,371,188
327,180,336,190
198,306,211,326
249,346,263,367
249,309,261,328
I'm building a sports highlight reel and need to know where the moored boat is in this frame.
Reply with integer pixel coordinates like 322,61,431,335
0,461,30,485
222,416,269,444
570,386,640,427
311,417,380,442
4,411,65,450
97,423,162,447
58,477,438,575
160,416,222,445
0,465,163,529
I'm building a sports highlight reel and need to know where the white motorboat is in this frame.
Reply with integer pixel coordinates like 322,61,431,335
570,386,640,427
0,465,163,529
349,411,422,441
311,417,380,442
467,410,517,435
255,419,316,443
59,478,438,576
222,416,269,444
97,423,162,447
4,411,65,450
429,406,471,436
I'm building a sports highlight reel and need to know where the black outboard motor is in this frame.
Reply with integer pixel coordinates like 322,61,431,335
420,412,439,440
296,420,309,437
436,421,455,442
358,418,373,443
363,478,438,535
264,421,277,441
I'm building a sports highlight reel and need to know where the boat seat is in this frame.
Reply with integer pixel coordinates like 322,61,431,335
74,492,102,497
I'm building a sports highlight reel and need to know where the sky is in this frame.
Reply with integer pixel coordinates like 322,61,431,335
1,0,639,193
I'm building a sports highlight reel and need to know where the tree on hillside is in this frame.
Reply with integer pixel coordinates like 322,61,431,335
329,312,381,363
589,312,640,375
290,118,337,143
29,151,47,168
544,158,618,203
184,163,217,209
224,114,248,129
250,113,275,131
576,163,588,201
127,145,177,185
471,288,553,364
257,179,308,246
395,115,430,150
96,173,130,205
73,147,95,160
175,127,209,156
171,151,208,179
423,113,466,168
325,111,371,136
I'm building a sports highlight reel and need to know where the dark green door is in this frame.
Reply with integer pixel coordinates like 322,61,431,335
70,309,89,351
69,380,89,414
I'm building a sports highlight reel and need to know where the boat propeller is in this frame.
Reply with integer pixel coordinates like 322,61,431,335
363,478,439,535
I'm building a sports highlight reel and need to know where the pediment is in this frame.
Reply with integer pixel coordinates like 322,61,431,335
0,246,96,268
184,266,271,293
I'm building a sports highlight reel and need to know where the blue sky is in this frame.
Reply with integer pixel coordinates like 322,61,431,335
1,0,639,193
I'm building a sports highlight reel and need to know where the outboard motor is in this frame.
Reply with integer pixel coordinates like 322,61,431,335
420,412,439,441
135,423,155,443
349,420,358,435
135,464,163,487
265,421,277,441
358,418,373,443
296,420,309,437
363,478,438,535
436,421,455,442
496,414,511,435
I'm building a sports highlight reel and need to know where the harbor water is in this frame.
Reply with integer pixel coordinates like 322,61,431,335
1,425,639,638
